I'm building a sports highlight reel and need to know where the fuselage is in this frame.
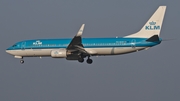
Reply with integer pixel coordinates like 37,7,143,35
6,37,161,57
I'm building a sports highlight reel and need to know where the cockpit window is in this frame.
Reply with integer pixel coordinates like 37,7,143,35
12,44,17,47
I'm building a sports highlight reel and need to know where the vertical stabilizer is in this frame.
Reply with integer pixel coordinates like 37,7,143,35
125,6,166,38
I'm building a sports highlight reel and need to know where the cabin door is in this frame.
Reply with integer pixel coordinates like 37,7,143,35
131,39,136,48
21,42,26,50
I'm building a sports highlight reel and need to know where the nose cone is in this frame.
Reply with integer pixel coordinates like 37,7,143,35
6,49,11,54
6,47,14,55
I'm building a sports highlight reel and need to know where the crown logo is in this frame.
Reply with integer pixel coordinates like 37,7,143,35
33,40,42,45
149,21,156,25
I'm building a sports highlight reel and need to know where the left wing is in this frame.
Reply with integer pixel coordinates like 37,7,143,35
67,24,90,55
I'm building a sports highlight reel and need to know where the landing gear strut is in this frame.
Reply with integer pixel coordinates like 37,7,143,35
20,60,24,64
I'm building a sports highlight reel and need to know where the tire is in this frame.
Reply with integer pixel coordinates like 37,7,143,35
86,59,93,64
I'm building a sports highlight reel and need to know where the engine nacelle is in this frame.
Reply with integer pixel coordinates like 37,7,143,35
51,49,67,58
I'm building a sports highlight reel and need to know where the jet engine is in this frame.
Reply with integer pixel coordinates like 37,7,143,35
51,49,67,58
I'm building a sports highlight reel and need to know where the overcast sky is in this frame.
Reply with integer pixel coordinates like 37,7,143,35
0,0,180,101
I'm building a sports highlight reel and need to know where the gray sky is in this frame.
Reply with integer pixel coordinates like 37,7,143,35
0,0,180,101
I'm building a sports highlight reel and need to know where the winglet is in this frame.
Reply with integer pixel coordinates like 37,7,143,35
76,24,85,37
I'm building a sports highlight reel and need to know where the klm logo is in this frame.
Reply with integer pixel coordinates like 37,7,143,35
33,40,42,45
145,21,160,30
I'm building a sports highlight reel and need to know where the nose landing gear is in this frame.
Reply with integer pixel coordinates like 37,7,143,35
20,60,24,64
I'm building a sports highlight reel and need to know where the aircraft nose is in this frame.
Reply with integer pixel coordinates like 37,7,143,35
6,50,16,56
6,50,11,54
6,48,14,55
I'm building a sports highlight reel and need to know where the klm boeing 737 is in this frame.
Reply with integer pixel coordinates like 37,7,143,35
6,6,166,64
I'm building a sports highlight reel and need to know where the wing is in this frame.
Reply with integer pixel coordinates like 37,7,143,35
67,24,90,56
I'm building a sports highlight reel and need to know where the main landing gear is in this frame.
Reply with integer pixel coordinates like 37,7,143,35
78,58,84,63
86,58,93,64
78,56,93,64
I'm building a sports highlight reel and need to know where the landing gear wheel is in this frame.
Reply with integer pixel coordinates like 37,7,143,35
78,58,84,63
86,59,93,64
20,60,24,64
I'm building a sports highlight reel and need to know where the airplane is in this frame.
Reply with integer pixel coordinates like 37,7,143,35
6,6,166,64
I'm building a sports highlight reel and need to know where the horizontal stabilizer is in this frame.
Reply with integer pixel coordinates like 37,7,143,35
146,35,160,42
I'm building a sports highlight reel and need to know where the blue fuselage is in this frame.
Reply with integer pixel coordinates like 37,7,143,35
7,37,161,50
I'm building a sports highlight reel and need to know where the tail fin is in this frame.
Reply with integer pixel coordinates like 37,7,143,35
125,6,166,38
